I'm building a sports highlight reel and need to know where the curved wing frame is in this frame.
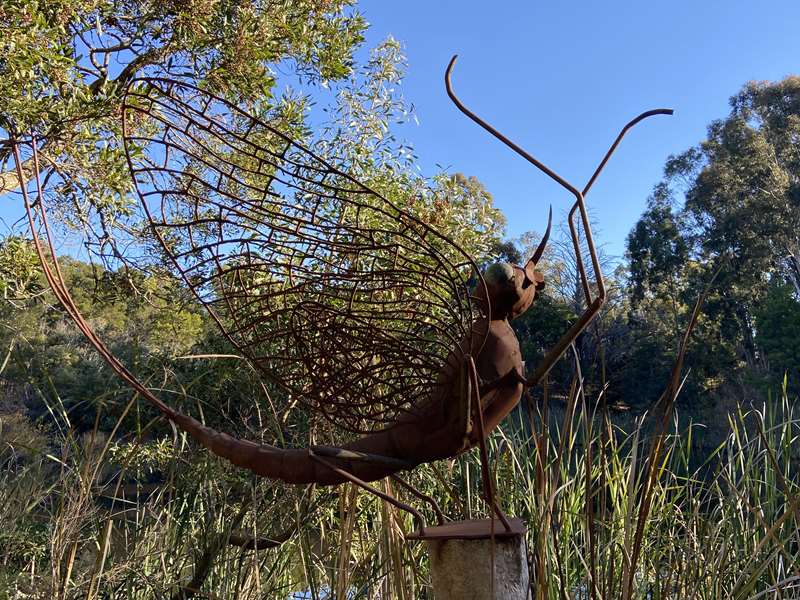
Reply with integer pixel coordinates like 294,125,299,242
121,77,490,433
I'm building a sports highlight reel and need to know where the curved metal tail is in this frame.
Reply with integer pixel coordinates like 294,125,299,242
168,411,406,485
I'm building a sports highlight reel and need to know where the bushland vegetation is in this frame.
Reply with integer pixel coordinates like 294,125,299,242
1,1,799,597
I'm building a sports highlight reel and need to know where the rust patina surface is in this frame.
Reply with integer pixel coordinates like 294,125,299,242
12,58,672,525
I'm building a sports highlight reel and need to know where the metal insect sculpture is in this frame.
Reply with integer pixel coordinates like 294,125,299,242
12,56,671,532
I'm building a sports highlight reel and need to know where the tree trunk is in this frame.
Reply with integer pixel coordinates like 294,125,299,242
786,251,800,298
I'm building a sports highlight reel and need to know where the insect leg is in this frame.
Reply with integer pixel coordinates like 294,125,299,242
446,354,475,452
479,366,527,396
468,357,513,532
309,445,414,471
308,450,428,534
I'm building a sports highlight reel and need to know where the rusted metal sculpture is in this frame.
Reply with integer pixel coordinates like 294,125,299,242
12,56,671,533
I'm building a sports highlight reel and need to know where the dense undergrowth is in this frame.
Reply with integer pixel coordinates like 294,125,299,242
2,366,799,599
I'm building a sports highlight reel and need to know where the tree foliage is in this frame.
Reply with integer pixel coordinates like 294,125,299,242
623,76,800,406
0,0,367,262
0,2,509,435
754,279,800,389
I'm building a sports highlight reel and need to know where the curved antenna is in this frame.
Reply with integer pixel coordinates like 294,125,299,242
445,55,673,388
529,205,552,265
445,55,581,198
568,108,674,305
445,55,599,291
583,108,673,197
445,54,600,388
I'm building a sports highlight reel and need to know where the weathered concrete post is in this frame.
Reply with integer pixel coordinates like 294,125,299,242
409,518,530,600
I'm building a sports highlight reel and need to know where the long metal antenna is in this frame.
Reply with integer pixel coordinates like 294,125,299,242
445,54,672,386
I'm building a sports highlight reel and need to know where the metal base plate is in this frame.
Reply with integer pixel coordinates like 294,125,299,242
406,517,526,541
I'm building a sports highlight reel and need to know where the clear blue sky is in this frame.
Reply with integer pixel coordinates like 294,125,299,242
355,1,800,258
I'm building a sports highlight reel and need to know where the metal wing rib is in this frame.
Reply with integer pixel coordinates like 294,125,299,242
122,77,489,432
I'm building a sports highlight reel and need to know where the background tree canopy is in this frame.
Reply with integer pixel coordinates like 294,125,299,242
619,76,800,405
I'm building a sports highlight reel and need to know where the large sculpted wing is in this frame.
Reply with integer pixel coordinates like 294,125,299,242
121,78,489,433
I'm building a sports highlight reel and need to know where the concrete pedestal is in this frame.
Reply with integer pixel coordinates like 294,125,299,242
409,518,529,600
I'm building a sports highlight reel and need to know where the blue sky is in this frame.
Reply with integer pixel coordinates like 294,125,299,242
4,2,798,262
355,1,800,258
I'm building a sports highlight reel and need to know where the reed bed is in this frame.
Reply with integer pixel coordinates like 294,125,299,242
2,368,800,599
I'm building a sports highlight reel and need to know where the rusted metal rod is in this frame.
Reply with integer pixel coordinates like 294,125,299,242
445,56,672,387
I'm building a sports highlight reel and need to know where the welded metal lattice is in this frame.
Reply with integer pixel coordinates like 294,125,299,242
13,55,672,522
121,78,490,433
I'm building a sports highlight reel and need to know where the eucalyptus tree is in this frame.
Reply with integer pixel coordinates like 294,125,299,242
626,76,800,397
1,0,366,261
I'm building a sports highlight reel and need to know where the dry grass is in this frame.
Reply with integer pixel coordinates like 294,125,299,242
2,352,800,598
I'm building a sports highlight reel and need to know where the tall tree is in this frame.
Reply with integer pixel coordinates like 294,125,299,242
625,76,800,401
0,0,366,256
669,77,800,366
669,78,800,285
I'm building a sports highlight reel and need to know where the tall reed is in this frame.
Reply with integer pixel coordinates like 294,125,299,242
2,371,800,598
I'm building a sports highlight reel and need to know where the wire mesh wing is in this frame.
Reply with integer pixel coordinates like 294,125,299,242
121,78,489,433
